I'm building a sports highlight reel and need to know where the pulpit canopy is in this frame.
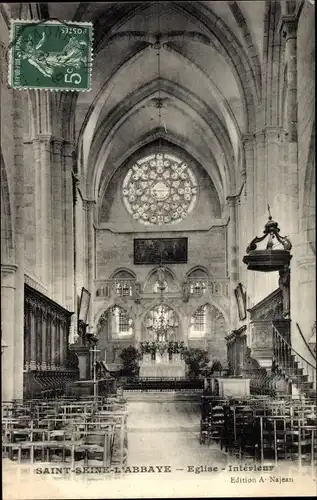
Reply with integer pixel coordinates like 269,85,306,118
243,206,292,273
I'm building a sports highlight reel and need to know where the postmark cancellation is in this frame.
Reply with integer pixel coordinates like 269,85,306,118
8,19,93,91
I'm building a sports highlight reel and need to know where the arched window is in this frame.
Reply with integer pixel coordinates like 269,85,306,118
190,281,207,296
122,153,198,225
187,268,208,296
111,306,133,337
115,282,133,297
112,270,135,297
189,305,208,337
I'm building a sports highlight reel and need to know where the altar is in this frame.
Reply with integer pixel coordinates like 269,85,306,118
139,353,186,379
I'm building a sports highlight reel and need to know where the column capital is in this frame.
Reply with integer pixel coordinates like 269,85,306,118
226,194,240,207
278,15,298,40
241,133,254,145
51,136,65,153
83,199,97,210
253,130,266,141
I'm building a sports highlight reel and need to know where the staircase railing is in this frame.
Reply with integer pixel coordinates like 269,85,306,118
272,323,316,392
296,322,316,360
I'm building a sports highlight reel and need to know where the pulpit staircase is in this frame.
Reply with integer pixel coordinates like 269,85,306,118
272,322,316,398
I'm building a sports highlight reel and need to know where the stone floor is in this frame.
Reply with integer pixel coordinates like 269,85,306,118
126,391,227,468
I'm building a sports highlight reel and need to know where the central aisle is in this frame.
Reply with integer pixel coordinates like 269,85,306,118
125,391,227,468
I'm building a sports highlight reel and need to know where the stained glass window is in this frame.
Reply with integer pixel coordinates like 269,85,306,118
189,305,208,337
122,153,198,225
113,306,133,336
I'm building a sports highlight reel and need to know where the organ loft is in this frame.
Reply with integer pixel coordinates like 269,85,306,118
0,2,316,498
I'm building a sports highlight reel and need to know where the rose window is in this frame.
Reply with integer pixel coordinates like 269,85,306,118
122,153,198,225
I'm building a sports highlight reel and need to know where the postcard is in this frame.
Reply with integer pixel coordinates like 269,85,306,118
1,1,316,499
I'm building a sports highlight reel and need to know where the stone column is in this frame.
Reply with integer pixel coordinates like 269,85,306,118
51,138,64,305
292,254,316,362
85,200,96,329
13,91,25,399
280,15,300,352
241,134,256,310
32,138,43,276
134,315,142,342
63,141,75,314
1,265,17,401
254,131,267,223
265,127,282,294
39,135,53,289
226,195,240,331
253,131,268,306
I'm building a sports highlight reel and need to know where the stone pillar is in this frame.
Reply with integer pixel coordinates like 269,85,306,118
254,131,267,223
226,195,240,331
265,127,283,294
134,315,142,342
63,141,75,315
32,138,43,276
1,265,17,401
292,254,316,362
51,138,64,305
39,135,52,289
280,15,301,353
13,92,25,399
241,134,255,307
85,200,96,329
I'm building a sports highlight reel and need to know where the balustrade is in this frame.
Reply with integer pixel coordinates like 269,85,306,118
272,324,316,392
94,277,229,300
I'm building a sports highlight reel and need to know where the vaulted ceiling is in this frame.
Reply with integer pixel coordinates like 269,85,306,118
44,2,268,209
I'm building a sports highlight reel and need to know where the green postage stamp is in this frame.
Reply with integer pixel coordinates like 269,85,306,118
9,20,93,91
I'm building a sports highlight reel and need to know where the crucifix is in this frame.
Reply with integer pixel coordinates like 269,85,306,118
89,345,101,399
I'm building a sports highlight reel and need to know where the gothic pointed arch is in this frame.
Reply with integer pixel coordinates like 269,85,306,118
143,265,180,293
1,153,14,263
96,304,134,340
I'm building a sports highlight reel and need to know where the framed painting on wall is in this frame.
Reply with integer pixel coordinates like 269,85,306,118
134,237,188,264
78,287,91,323
234,283,247,321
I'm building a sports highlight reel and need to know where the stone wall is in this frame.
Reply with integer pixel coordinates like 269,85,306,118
96,226,227,281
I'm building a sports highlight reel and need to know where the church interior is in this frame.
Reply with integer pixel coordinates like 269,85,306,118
1,1,316,495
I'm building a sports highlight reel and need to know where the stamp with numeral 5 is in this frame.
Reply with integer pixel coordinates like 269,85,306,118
9,19,93,91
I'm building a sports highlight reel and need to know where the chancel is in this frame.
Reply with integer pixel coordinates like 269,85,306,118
1,1,316,496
